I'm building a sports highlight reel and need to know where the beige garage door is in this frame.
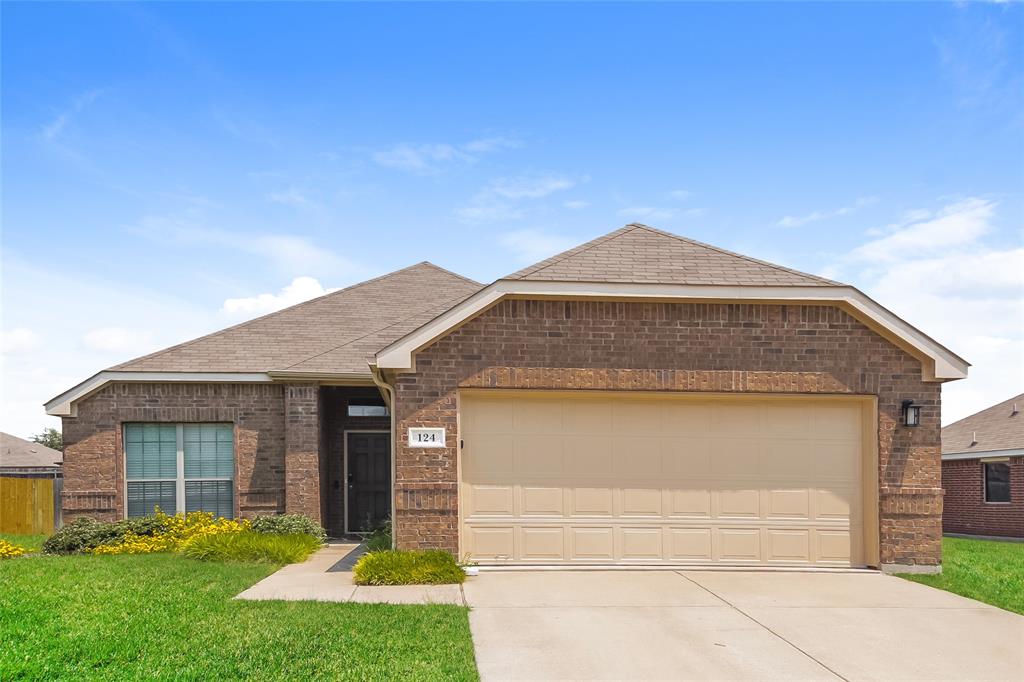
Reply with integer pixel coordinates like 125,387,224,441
460,392,870,567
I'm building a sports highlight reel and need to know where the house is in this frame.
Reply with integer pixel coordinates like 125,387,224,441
941,393,1023,539
0,432,63,534
45,224,969,572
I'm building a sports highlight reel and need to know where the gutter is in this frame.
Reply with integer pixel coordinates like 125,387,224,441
369,363,398,551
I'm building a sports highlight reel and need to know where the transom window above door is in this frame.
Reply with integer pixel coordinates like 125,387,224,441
124,423,234,518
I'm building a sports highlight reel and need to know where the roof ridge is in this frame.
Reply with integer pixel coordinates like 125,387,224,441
626,223,840,286
418,261,483,287
504,225,640,280
109,262,461,371
279,289,479,371
942,392,1024,431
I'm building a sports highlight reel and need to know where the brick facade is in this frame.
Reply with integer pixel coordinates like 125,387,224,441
393,299,943,567
283,383,321,522
62,383,286,521
942,457,1024,538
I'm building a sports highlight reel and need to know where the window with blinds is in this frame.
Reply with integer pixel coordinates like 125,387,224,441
124,423,235,518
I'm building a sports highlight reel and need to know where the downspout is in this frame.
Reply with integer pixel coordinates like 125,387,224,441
369,363,397,550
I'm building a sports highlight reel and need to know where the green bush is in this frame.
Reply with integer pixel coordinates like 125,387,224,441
353,550,465,586
365,520,392,552
182,531,321,564
43,516,166,555
250,514,327,543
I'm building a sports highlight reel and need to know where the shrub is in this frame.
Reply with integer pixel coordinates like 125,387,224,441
0,539,26,559
251,514,327,543
365,520,392,552
353,550,465,586
182,531,320,564
43,517,137,555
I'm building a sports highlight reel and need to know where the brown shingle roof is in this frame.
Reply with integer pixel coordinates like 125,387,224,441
1,432,62,469
942,393,1024,454
505,224,840,286
111,262,482,375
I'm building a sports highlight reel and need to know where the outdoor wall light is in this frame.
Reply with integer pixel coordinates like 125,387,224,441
902,400,921,427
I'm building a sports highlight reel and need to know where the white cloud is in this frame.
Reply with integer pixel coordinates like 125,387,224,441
266,188,312,208
456,174,577,224
563,200,589,210
826,197,1023,424
499,229,577,264
40,89,104,141
372,136,521,173
849,198,994,263
1,328,40,355
777,196,878,228
372,143,469,173
82,327,156,354
617,206,675,221
221,276,339,317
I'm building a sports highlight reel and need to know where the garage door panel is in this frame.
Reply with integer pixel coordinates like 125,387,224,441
521,486,564,516
564,436,613,476
570,527,614,559
717,528,762,562
718,489,761,518
668,528,713,560
766,529,812,563
669,488,712,517
621,487,662,516
620,527,663,560
461,393,866,567
613,436,662,475
767,489,811,519
570,487,615,516
521,527,565,560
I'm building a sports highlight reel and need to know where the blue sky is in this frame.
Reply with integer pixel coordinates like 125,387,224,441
2,1,1022,436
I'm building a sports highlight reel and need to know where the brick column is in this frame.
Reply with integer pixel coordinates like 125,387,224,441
284,383,321,522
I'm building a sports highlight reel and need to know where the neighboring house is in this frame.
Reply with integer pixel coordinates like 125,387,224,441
941,393,1023,539
0,432,63,534
45,224,969,572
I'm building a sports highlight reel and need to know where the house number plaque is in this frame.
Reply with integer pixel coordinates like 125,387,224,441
408,427,446,448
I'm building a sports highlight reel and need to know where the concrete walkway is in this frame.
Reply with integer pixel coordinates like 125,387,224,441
465,570,1024,681
234,544,464,605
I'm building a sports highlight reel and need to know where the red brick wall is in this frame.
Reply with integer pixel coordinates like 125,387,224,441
62,383,286,521
393,299,943,567
942,457,1024,538
283,383,321,522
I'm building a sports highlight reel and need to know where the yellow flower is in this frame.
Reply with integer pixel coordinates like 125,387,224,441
0,539,27,559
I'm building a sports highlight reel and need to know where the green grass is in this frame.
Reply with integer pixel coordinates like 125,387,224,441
353,549,466,586
182,531,321,564
0,533,47,553
0,553,478,680
900,536,1024,615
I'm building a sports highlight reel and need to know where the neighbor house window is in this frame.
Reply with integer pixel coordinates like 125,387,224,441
984,462,1011,503
125,423,234,518
347,398,389,417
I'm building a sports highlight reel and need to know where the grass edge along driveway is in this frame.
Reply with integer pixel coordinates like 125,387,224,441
898,536,1024,615
0,552,478,680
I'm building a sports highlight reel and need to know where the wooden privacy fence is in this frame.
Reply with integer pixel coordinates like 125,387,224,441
1,475,62,535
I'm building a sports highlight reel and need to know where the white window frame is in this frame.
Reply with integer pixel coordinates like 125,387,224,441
123,423,235,518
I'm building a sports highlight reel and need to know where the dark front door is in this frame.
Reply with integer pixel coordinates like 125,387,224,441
346,431,390,533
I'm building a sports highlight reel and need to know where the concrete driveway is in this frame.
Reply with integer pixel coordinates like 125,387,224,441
464,570,1024,681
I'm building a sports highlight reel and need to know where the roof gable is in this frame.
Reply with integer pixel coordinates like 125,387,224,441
942,393,1024,454
112,262,482,375
505,224,838,286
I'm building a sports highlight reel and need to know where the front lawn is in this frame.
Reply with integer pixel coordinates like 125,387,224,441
899,536,1024,615
0,553,478,680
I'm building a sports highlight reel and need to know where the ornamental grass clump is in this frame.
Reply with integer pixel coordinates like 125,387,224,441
182,531,321,564
353,549,465,586
0,539,27,559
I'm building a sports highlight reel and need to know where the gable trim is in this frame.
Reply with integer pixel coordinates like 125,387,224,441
44,371,275,417
373,280,969,382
